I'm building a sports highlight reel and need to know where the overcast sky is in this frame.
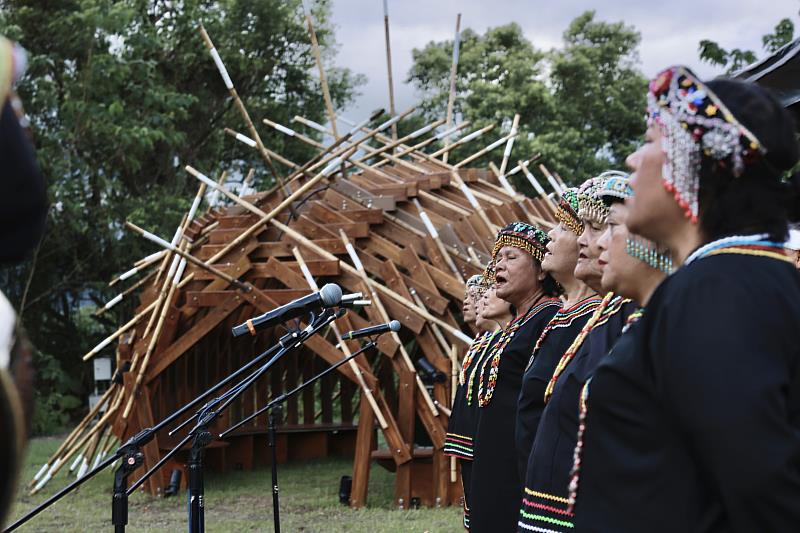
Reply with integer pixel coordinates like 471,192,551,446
326,0,799,123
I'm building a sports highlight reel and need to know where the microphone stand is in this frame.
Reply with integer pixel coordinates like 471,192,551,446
123,309,342,533
219,339,379,533
4,310,340,533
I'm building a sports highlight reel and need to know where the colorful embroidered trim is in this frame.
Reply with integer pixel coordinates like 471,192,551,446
597,172,631,202
554,188,583,236
518,488,576,531
543,293,614,403
460,331,490,386
684,234,789,265
477,298,561,407
648,65,765,223
527,296,603,371
463,500,470,530
590,295,633,330
444,433,474,460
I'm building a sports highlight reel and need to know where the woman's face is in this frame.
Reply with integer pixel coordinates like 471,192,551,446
543,223,580,283
625,125,687,242
574,218,606,290
597,203,643,298
462,287,478,324
479,286,511,321
493,245,543,307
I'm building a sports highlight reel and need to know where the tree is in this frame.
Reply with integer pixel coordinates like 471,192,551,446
406,12,647,187
699,17,796,73
0,0,362,433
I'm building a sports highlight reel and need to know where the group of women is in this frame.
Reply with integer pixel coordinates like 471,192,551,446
444,66,800,532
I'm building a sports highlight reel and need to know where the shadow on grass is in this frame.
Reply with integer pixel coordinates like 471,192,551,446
8,437,461,533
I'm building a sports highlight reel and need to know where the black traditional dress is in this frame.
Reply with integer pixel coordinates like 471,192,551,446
573,243,800,532
515,295,602,482
445,329,501,529
518,295,636,532
469,298,560,533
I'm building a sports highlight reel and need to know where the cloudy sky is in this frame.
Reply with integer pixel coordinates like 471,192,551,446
326,0,799,123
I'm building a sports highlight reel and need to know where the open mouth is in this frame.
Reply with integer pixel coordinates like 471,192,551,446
495,273,508,286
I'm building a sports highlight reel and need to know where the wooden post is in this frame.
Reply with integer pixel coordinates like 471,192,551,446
382,0,398,142
350,393,375,508
302,0,339,138
443,13,462,164
449,170,498,236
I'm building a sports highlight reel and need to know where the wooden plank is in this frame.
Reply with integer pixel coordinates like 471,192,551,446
350,395,375,509
293,214,339,240
381,260,448,316
329,178,397,212
145,297,242,383
394,367,415,508
198,240,346,261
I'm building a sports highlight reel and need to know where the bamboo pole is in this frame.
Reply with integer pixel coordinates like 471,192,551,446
272,219,472,345
499,114,520,175
291,247,388,429
449,170,498,236
224,127,301,171
28,384,116,488
124,221,249,292
430,123,495,159
121,244,188,419
31,387,124,494
539,163,564,196
337,230,439,418
302,0,338,138
110,251,165,287
443,13,462,164
371,122,471,169
519,161,559,213
353,119,446,166
382,0,397,142
198,25,282,185
412,199,464,282
190,148,356,267
263,117,325,149
83,301,158,361
453,131,517,169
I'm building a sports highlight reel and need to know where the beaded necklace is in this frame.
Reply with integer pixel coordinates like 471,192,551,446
477,298,560,407
459,331,492,386
566,308,644,513
543,293,614,403
526,295,603,371
465,329,501,406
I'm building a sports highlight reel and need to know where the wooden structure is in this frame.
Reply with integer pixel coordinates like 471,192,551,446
31,22,561,511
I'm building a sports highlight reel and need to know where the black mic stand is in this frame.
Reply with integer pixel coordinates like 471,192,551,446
219,339,378,533
124,309,342,533
4,311,339,533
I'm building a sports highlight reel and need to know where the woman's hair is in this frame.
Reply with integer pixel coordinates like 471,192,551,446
698,79,800,242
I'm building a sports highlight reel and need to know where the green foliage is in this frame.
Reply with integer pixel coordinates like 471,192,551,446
30,350,83,435
699,16,796,73
0,0,362,432
405,11,647,185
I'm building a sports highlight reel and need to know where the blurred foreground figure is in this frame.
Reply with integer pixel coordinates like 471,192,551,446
0,36,45,528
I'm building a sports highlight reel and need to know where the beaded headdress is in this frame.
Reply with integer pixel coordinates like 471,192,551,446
466,274,483,288
578,174,613,224
490,221,550,263
597,174,674,273
554,188,583,235
648,65,765,223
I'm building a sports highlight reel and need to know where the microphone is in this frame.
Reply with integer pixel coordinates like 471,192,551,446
232,283,343,337
340,320,401,341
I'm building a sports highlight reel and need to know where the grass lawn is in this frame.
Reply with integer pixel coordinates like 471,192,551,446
8,436,462,532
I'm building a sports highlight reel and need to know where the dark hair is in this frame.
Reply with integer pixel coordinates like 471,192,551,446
542,272,562,297
698,79,800,242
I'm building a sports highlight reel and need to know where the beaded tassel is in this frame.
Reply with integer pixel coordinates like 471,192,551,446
625,235,674,274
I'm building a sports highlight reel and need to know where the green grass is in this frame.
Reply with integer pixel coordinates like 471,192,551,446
8,437,461,532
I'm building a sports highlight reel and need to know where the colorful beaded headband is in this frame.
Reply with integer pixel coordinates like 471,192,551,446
597,172,632,202
648,65,765,223
490,221,550,264
577,176,610,224
555,188,583,235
